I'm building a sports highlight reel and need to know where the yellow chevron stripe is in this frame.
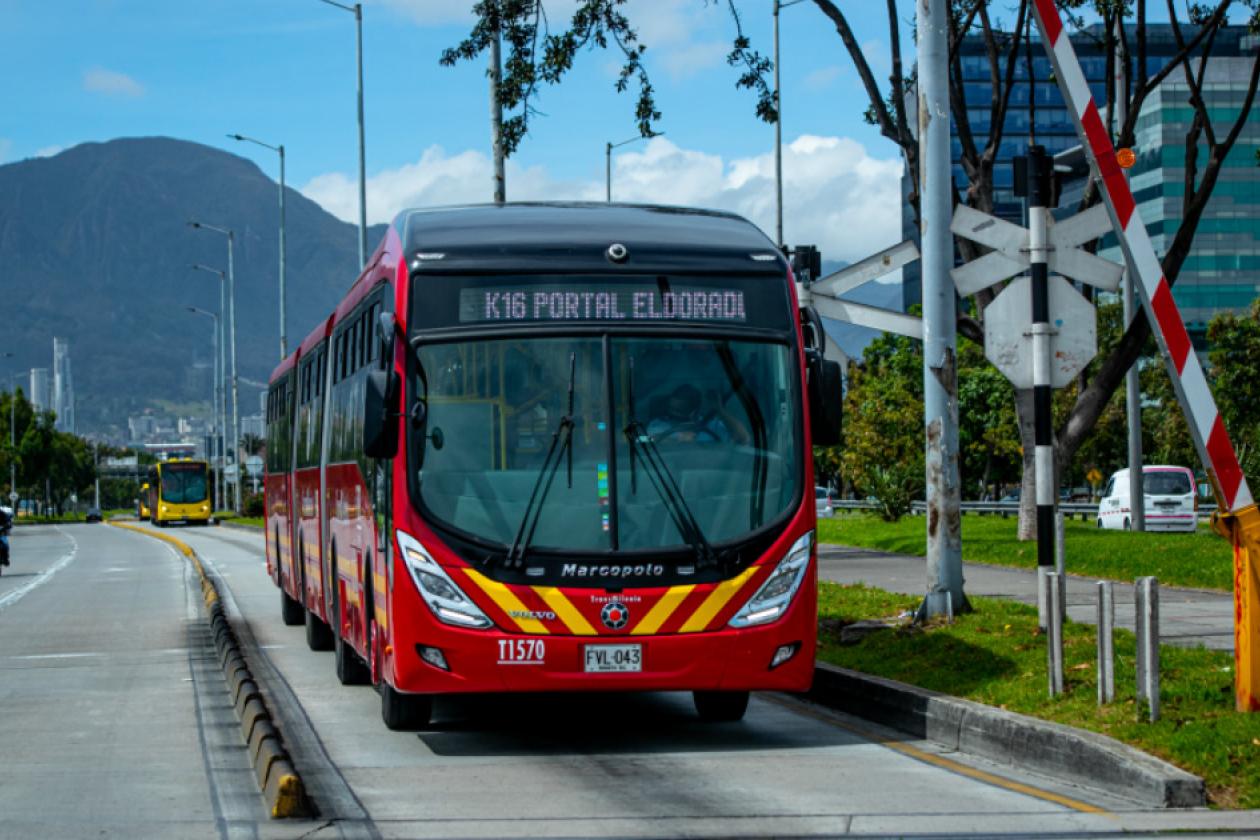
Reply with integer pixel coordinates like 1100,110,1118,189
532,587,598,635
631,585,695,636
679,565,761,633
463,568,550,634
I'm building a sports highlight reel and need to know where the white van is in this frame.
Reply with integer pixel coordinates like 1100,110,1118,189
1096,465,1198,532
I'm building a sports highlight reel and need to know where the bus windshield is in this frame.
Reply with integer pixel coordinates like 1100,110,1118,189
415,336,800,555
160,464,208,504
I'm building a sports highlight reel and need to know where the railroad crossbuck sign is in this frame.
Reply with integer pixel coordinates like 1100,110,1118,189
950,204,1122,389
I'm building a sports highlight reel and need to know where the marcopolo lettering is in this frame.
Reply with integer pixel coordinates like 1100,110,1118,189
561,563,666,578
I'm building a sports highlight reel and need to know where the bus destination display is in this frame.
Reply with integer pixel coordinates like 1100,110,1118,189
460,285,748,324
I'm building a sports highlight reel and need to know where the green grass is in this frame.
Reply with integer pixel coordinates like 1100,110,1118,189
817,580,1260,809
818,513,1234,591
217,514,263,528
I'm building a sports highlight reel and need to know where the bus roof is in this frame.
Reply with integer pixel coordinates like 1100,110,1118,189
269,350,298,383
299,313,335,354
395,203,787,275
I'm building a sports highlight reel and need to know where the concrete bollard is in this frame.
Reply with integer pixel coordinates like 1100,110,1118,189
1135,576,1161,722
1096,580,1115,705
1047,571,1064,697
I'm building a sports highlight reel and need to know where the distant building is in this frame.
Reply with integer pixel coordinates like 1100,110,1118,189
52,337,74,433
128,415,159,442
240,413,265,440
900,23,1255,314
28,368,51,412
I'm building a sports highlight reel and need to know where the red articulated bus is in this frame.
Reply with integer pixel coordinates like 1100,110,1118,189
266,203,842,730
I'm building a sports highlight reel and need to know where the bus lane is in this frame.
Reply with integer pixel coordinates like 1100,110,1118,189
174,524,1135,839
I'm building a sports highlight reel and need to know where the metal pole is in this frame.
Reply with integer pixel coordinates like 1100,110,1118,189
1115,20,1144,532
1027,145,1058,572
1097,580,1115,704
1047,571,1064,696
773,0,783,248
279,144,287,360
227,234,241,514
216,275,227,512
916,0,965,619
605,142,612,202
490,20,505,203
1136,576,1161,721
354,3,368,265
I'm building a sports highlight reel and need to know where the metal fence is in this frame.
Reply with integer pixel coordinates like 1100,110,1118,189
831,499,1218,522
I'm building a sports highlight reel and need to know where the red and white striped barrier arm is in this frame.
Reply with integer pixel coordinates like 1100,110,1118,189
1032,0,1253,513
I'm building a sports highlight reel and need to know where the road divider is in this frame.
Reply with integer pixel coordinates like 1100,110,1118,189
109,522,311,818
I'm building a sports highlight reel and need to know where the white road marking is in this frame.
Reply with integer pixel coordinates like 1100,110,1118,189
0,528,79,613
12,652,101,660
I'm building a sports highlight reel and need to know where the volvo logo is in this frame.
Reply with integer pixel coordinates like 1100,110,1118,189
600,601,630,630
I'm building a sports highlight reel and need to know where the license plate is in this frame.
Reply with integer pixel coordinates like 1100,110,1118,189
584,643,642,673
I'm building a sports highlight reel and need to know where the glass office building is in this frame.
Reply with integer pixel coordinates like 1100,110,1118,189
901,24,1255,332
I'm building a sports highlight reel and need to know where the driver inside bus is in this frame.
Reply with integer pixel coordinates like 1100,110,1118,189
647,383,750,445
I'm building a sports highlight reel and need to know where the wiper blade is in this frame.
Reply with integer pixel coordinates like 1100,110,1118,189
505,353,576,569
623,418,720,571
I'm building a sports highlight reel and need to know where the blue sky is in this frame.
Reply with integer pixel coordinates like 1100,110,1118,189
2,0,1152,261
1,0,918,259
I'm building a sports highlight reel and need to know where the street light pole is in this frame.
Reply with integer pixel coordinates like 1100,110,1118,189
3,353,15,506
772,0,803,250
191,263,227,513
186,306,220,510
317,0,368,266
605,133,663,202
188,222,241,514
229,134,287,360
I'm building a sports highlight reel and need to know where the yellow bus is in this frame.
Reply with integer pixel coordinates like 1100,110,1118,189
147,459,212,526
137,483,151,520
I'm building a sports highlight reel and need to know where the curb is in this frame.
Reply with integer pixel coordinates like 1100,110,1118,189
807,662,1205,808
109,522,311,818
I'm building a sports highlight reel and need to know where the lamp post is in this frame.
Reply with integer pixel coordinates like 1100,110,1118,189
317,0,368,267
188,221,240,514
3,354,15,507
186,306,222,511
229,133,287,360
772,0,805,249
605,132,663,202
190,264,228,514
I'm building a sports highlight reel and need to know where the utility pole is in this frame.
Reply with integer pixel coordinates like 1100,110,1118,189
773,0,783,248
1115,20,1144,531
490,19,505,203
917,0,965,618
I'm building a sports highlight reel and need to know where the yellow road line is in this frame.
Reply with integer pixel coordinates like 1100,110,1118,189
762,694,1110,815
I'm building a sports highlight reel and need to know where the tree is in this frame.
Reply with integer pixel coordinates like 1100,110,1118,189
442,1,660,158
1206,299,1260,479
841,333,925,520
239,433,264,457
731,0,1260,537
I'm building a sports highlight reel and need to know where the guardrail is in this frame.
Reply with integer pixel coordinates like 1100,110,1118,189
830,499,1218,522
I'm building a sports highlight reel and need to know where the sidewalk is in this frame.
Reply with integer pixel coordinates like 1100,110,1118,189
817,543,1235,651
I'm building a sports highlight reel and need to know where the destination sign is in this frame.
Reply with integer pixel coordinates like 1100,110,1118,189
459,285,748,324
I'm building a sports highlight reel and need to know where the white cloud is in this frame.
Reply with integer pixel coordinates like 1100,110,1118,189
35,145,64,158
301,135,902,264
660,41,728,80
83,67,144,98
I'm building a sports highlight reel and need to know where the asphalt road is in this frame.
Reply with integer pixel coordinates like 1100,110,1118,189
4,521,1259,838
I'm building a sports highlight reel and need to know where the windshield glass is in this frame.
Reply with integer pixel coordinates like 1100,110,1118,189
415,336,800,553
1144,471,1192,496
160,464,208,504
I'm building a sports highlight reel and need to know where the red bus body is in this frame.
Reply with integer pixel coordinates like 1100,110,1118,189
266,204,821,727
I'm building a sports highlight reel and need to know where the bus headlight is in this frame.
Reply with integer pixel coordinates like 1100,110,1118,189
728,531,813,628
395,530,493,630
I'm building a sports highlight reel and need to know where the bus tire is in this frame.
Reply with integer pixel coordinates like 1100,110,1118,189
380,681,432,731
305,609,334,651
693,690,750,722
335,632,370,686
280,588,304,626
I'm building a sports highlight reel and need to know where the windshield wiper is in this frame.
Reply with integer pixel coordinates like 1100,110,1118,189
505,353,576,569
623,360,720,571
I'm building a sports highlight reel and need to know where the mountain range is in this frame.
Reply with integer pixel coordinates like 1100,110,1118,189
0,137,385,438
0,137,899,440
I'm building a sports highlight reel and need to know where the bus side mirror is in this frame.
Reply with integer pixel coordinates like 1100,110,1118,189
364,368,399,459
377,310,397,369
808,354,843,447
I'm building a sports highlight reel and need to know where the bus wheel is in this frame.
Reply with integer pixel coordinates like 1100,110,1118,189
335,632,370,686
280,588,304,626
693,690,750,722
305,609,334,651
381,681,432,731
